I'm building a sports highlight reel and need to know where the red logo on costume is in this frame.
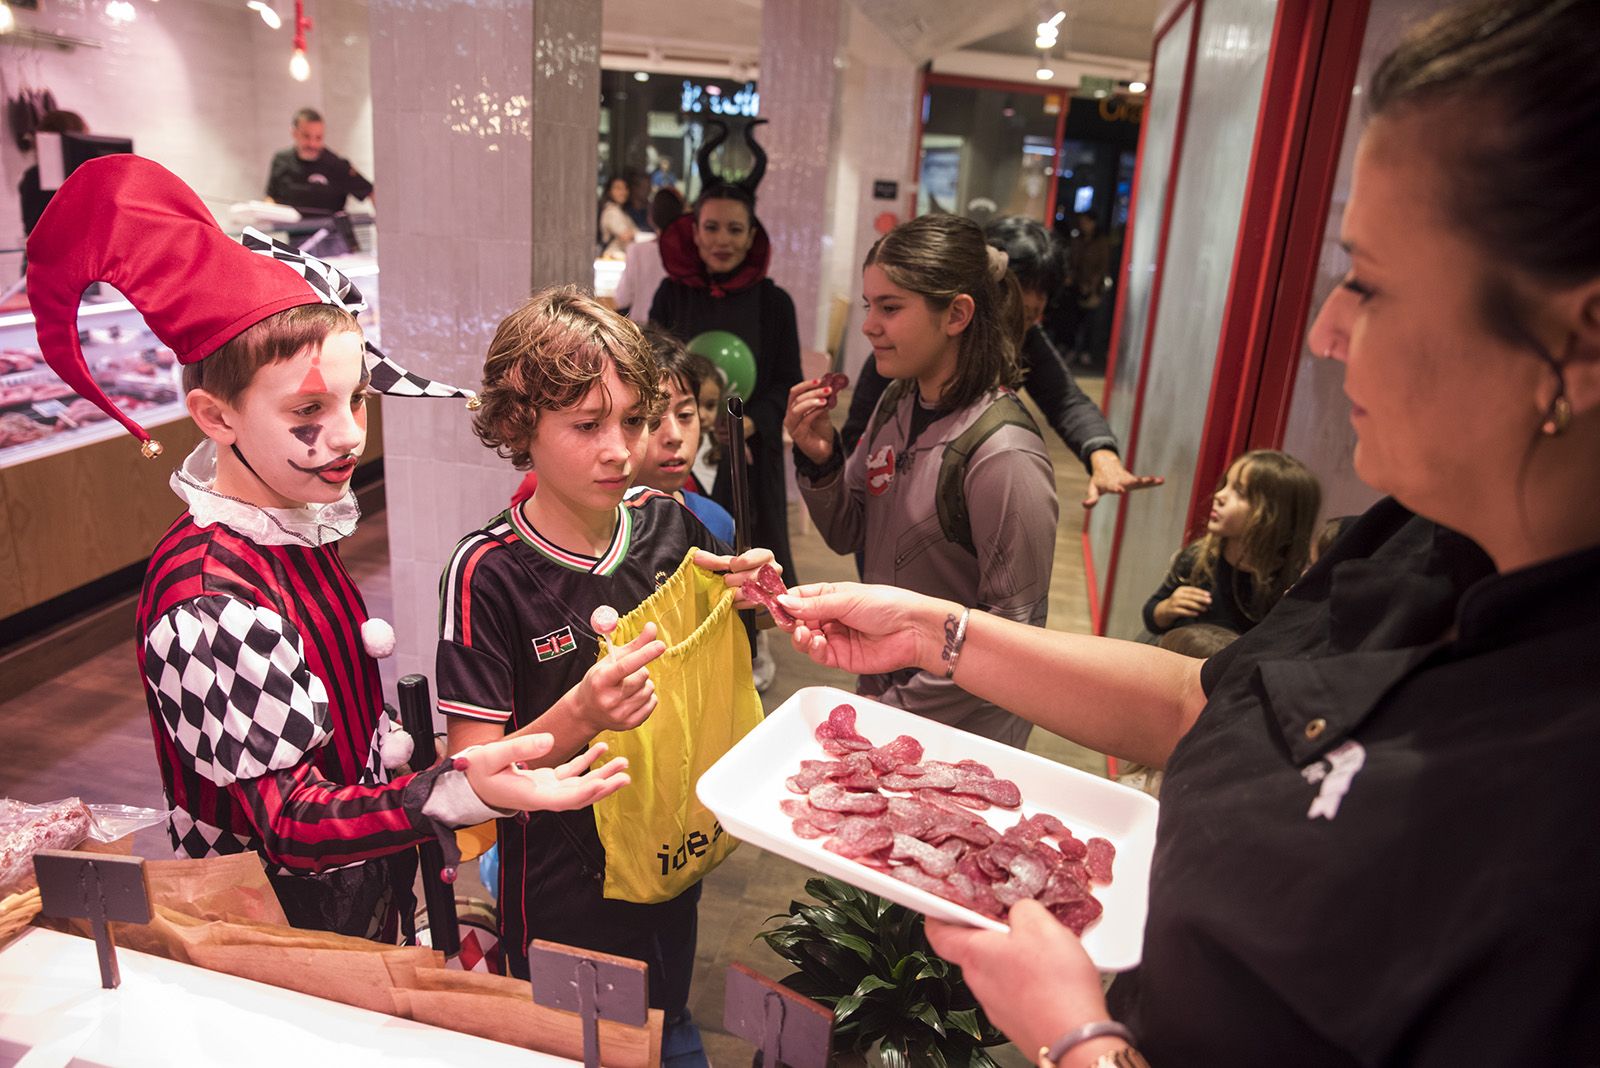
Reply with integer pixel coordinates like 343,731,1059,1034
867,444,895,496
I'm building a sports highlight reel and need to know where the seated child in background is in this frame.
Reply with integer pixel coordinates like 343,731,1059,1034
636,327,735,544
1142,449,1321,637
1118,623,1241,797
436,286,769,1067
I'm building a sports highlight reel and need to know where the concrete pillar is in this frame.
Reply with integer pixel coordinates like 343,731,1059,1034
827,11,922,377
757,0,847,354
369,0,601,690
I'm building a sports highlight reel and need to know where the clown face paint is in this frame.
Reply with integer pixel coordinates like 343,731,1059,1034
221,329,369,508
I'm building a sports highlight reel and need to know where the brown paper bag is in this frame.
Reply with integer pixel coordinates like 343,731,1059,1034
142,852,287,925
390,966,663,1067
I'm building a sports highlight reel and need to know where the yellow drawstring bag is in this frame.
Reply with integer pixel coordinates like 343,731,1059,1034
590,548,762,903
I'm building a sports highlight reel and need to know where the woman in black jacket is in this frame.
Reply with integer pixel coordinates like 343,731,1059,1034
649,120,801,586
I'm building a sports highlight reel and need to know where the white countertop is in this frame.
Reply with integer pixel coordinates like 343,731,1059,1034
0,927,579,1067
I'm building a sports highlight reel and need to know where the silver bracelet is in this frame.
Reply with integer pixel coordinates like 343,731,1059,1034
1039,1020,1137,1067
942,607,972,680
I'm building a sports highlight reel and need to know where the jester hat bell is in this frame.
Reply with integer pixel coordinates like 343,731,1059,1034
25,154,475,457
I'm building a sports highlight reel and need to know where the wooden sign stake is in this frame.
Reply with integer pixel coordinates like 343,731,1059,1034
724,962,834,1068
33,851,152,990
528,940,648,1068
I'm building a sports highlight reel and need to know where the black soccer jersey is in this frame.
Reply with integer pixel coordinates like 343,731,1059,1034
435,486,732,999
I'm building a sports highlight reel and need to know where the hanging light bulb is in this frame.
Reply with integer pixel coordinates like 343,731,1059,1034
289,0,311,81
105,0,137,23
247,1,282,29
0,4,14,34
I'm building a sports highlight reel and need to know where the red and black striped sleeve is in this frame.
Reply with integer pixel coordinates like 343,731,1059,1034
228,762,432,874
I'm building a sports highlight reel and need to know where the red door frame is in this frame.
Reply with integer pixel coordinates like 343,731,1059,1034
1180,0,1373,540
1089,0,1204,636
1248,3,1371,447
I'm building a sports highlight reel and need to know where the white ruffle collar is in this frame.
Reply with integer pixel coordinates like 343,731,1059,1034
171,440,360,547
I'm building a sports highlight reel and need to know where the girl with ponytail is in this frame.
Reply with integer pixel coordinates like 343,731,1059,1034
784,213,1059,747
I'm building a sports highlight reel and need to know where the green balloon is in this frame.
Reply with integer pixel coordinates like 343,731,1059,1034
686,330,756,400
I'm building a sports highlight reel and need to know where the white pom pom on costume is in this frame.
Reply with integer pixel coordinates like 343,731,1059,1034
361,617,396,659
378,713,414,770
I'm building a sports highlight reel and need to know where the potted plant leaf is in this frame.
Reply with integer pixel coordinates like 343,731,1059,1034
756,877,1008,1068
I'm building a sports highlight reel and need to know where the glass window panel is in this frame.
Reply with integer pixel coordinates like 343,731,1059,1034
1101,0,1280,639
918,84,1059,224
1280,0,1457,522
1086,3,1195,616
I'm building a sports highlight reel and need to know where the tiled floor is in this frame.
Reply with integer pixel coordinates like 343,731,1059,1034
0,382,1112,1066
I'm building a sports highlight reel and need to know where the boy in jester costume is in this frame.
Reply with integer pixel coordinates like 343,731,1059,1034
26,156,631,940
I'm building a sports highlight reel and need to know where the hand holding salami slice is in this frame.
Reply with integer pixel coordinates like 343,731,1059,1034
784,376,842,464
693,546,780,614
739,563,798,631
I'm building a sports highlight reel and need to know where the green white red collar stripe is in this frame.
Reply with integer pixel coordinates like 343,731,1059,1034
437,698,511,723
507,502,633,576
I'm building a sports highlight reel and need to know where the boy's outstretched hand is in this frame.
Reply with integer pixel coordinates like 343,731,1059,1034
460,735,631,812
694,547,778,612
574,612,665,736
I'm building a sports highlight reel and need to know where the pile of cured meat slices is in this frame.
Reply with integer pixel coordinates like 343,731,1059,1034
781,704,1114,934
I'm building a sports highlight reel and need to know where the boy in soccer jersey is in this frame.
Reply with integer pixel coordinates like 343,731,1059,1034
436,287,772,1063
26,157,630,941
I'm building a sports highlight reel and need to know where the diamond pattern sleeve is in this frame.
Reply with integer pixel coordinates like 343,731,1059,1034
143,596,334,787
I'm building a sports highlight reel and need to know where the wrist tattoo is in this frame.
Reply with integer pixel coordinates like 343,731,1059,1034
940,607,972,680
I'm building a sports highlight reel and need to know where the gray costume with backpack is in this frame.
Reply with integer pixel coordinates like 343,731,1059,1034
796,382,1059,747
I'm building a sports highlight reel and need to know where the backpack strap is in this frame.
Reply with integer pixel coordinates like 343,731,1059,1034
937,392,1042,555
866,378,911,450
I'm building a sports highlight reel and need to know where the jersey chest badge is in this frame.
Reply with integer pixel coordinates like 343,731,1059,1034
867,444,895,496
1301,739,1366,820
533,626,576,662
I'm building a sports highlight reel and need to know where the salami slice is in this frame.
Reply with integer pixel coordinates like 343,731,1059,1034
824,816,894,859
1056,832,1088,861
890,833,958,878
745,565,800,633
807,783,888,814
949,775,1022,809
780,798,847,832
814,704,873,752
888,864,950,896
1085,837,1116,885
1050,894,1103,935
865,734,924,774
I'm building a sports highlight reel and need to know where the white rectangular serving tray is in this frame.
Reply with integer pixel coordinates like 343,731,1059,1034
698,685,1159,971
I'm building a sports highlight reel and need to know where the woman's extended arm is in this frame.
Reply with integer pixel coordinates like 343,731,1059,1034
783,582,1207,767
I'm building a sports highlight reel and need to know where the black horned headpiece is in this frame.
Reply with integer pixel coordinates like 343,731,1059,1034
695,118,768,200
